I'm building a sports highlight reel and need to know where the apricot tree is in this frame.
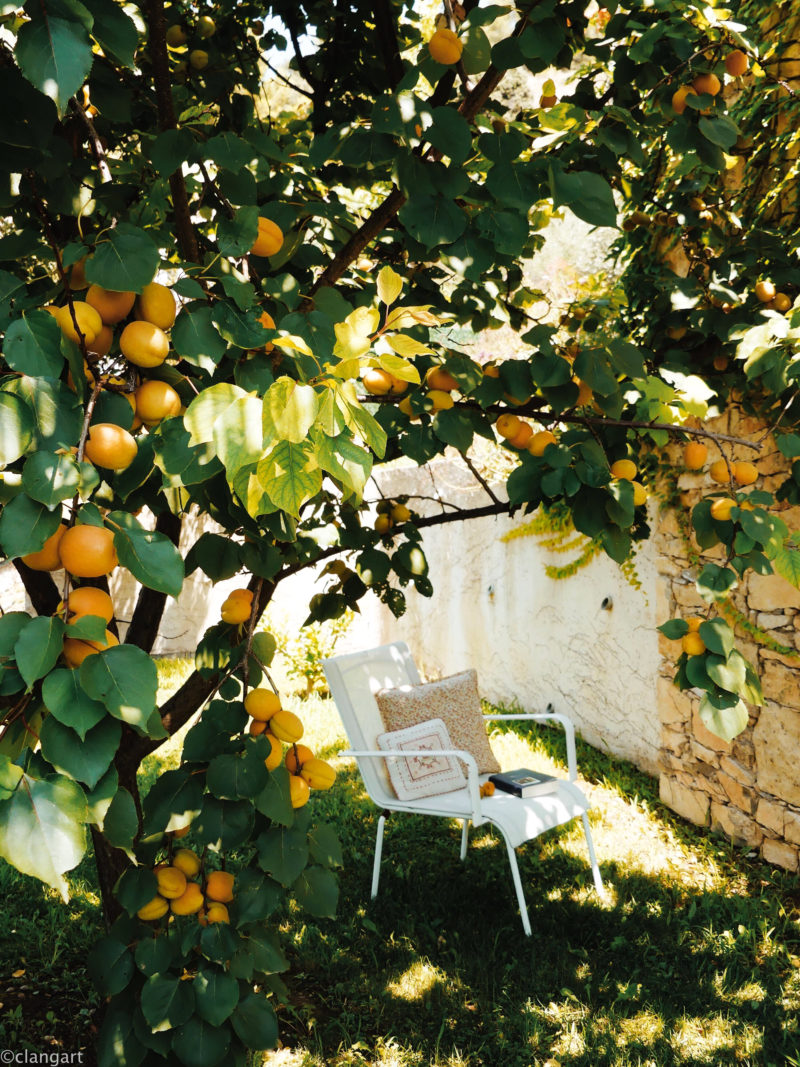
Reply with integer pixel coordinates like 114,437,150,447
0,0,797,1061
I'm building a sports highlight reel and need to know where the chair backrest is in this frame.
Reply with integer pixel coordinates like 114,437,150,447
323,641,421,803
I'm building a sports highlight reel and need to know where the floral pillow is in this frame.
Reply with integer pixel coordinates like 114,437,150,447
376,718,466,801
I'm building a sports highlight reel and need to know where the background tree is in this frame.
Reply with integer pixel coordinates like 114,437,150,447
0,0,796,1061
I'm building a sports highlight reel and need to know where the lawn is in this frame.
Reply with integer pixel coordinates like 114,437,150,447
1,659,799,1066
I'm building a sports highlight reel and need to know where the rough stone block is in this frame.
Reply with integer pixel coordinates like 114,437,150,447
758,657,800,709
748,573,800,612
661,726,688,756
710,802,763,847
761,838,799,871
660,774,710,826
756,613,789,631
719,755,755,782
753,704,800,804
659,675,691,726
672,582,707,610
784,809,800,846
756,797,785,835
717,771,756,813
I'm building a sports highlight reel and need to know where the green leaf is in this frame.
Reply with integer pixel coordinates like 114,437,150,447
263,378,320,445
82,0,138,66
172,306,228,370
14,614,64,689
206,751,269,800
308,822,344,868
293,865,339,918
256,825,309,886
171,1016,231,1067
772,538,800,587
84,224,160,293
149,128,197,176
194,967,240,1027
398,193,467,248
239,927,288,974
41,668,107,738
432,408,474,452
134,934,176,977
114,867,158,915
258,440,322,517
334,384,387,458
3,311,64,378
186,533,241,581
87,937,135,996
698,618,735,658
4,376,82,452
314,432,372,500
0,773,87,899
377,265,403,306
696,563,737,602
658,619,689,640
776,434,800,459
698,694,749,743
548,166,618,229
103,787,138,852
79,644,158,730
22,450,81,507
698,115,740,150
706,651,748,697
142,768,204,836
84,765,118,826
211,302,268,349
108,510,185,597
231,993,278,1052
141,973,195,1033
233,869,282,923
0,391,34,467
0,613,31,660
39,714,120,788
217,205,258,257
15,12,93,116
213,395,265,478
0,493,62,558
427,107,473,165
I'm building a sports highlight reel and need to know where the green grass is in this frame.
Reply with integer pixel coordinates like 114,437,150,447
1,660,799,1066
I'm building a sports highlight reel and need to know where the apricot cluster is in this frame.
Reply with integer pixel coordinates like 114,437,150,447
136,850,235,925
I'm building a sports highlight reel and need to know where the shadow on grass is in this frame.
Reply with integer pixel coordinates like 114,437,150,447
278,754,800,1067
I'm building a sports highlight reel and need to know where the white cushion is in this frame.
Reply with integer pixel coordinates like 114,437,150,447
376,718,466,801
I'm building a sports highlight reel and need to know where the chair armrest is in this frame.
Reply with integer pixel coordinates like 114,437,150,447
338,748,483,821
482,712,578,781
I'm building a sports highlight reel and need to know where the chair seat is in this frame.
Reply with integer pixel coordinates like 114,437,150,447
382,780,591,849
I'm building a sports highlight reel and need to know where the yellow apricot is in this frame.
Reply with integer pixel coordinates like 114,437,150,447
120,321,169,368
86,285,135,325
205,870,234,903
244,687,281,721
170,883,204,916
172,849,201,879
137,282,176,330
137,895,169,921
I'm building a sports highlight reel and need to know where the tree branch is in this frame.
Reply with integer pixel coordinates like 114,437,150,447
124,510,183,652
460,451,501,505
374,0,405,89
12,561,61,617
144,0,199,263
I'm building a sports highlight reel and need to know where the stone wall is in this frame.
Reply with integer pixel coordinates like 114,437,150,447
655,408,800,870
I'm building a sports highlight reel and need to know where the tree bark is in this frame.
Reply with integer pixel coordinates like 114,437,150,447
125,511,183,652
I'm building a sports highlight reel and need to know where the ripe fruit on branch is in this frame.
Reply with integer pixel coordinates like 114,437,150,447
425,366,458,392
427,389,454,412
574,379,593,406
610,459,637,481
374,513,393,535
264,733,282,771
197,15,216,38
155,866,187,899
58,524,118,578
692,72,721,96
300,757,336,790
428,27,463,65
137,895,168,921
189,49,208,69
137,282,176,330
686,616,703,632
391,502,411,522
172,849,201,879
709,459,730,484
773,293,792,313
135,380,182,425
203,903,230,924
84,423,138,471
285,744,314,774
631,481,648,507
362,368,394,396
68,258,88,290
62,628,118,668
91,325,114,357
259,309,276,352
671,85,693,114
56,302,103,345
205,870,234,903
170,883,204,915
165,24,187,46
250,216,284,257
508,422,533,449
86,285,135,325
682,632,706,656
755,280,776,304
528,430,556,456
244,687,281,721
220,588,253,624
710,497,736,521
270,709,304,743
289,774,310,808
120,321,169,368
67,586,114,622
732,461,758,485
725,50,748,76
21,524,66,571
683,442,708,470
495,413,521,440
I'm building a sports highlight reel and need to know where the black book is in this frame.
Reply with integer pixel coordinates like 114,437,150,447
489,768,559,799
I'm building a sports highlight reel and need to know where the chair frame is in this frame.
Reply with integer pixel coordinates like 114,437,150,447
324,641,603,935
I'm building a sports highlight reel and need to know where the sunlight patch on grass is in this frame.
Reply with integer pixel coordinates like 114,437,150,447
670,1014,761,1061
716,977,766,1005
618,1009,665,1044
385,958,447,1001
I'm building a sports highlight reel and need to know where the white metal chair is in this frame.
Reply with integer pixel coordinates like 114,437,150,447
323,641,604,936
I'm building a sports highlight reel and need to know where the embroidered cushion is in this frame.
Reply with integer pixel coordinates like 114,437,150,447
376,718,466,801
376,669,500,775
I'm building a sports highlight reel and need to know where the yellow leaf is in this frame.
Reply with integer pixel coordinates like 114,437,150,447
272,334,314,356
326,357,364,381
377,354,420,384
333,307,380,361
384,305,441,330
377,265,403,307
385,333,435,358
12,969,25,978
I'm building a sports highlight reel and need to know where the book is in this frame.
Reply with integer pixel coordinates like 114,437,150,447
488,768,560,799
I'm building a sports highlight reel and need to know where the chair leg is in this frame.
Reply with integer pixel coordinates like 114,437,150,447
459,819,469,861
371,813,386,899
503,835,532,937
581,812,604,895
